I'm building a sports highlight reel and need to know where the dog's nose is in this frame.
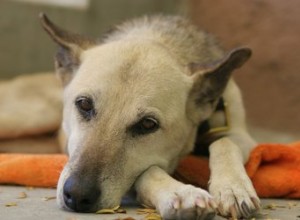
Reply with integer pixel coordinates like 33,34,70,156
63,175,100,212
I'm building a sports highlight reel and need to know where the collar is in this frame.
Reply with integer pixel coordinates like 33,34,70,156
193,97,230,155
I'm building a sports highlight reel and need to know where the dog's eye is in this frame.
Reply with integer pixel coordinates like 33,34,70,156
75,96,95,121
130,117,159,136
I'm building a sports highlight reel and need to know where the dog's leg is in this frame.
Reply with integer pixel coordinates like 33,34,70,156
135,166,217,220
208,134,260,218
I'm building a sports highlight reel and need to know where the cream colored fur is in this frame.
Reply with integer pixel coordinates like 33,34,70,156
40,14,260,219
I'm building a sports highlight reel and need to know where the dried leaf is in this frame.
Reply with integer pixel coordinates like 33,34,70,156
96,209,116,214
287,201,298,208
96,205,126,214
42,196,56,201
66,217,77,220
274,205,286,208
263,203,289,210
136,208,161,220
136,208,157,214
145,213,162,220
5,202,17,207
114,217,136,220
263,203,277,210
259,212,269,216
141,203,153,209
18,192,27,199
26,186,35,191
115,208,127,214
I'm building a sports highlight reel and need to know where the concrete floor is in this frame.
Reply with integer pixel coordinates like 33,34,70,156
0,186,299,220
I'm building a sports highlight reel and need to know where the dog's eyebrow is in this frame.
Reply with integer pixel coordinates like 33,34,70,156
136,108,157,119
136,109,147,118
135,108,164,127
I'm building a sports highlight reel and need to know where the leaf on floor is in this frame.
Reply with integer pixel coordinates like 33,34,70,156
136,208,162,220
96,205,127,214
5,202,17,207
42,196,56,201
17,192,27,199
114,217,136,220
287,201,298,209
26,186,35,191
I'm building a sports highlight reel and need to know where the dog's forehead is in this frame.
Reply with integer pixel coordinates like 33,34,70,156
69,40,192,99
80,41,184,79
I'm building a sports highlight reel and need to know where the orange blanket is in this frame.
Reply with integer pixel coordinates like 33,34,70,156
1,142,300,198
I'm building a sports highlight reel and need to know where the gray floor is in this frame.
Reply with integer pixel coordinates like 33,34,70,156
0,186,299,220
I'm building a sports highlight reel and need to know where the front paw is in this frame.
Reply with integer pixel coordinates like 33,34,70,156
209,174,260,219
156,184,217,220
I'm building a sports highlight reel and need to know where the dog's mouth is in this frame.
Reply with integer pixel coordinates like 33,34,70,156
58,171,138,213
58,152,157,213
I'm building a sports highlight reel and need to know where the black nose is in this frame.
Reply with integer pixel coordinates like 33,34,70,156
63,175,101,212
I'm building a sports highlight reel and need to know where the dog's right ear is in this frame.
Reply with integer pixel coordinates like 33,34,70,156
39,13,97,86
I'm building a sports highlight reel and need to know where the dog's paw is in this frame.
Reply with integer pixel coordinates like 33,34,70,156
209,174,260,219
156,184,217,220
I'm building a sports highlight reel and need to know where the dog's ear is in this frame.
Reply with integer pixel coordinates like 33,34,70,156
188,47,251,120
39,13,97,86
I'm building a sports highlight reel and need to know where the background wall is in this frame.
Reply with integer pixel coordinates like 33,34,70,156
188,0,299,137
0,0,299,138
0,0,183,77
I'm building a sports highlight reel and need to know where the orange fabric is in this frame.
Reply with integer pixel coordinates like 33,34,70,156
245,142,300,198
174,156,210,190
0,154,67,187
0,142,300,198
176,141,300,198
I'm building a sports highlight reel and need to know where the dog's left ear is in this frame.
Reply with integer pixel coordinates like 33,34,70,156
39,13,97,86
188,47,251,120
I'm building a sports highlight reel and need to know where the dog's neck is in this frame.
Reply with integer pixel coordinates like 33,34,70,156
193,97,230,156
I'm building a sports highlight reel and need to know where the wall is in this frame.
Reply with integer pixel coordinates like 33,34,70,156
0,0,183,78
1,0,299,136
188,0,300,136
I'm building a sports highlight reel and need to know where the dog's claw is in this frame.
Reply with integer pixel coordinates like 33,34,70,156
241,200,251,217
251,197,261,210
217,203,225,216
229,205,238,219
196,197,206,208
155,185,216,219
208,199,218,209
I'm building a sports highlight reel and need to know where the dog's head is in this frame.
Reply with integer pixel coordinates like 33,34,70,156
40,13,251,212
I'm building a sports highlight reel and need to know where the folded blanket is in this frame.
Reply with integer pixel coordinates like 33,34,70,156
1,142,300,198
0,154,67,187
246,142,300,198
176,142,300,198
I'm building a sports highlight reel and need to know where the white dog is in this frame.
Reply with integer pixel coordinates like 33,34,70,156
40,13,260,219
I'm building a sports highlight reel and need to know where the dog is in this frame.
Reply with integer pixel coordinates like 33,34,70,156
40,13,260,219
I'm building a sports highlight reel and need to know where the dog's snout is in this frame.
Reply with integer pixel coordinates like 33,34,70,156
63,176,100,212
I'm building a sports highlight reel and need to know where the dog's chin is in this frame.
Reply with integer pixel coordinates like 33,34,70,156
56,164,138,213
56,176,124,213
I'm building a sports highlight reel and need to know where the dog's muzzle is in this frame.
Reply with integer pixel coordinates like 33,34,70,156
63,175,101,212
